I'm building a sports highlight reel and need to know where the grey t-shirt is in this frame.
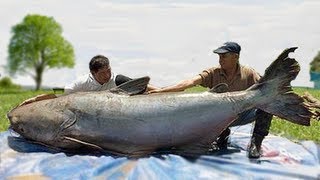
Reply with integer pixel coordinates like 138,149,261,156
64,73,133,94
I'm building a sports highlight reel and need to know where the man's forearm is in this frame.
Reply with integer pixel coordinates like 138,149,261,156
148,75,202,94
160,82,192,92
146,84,159,91
35,94,57,101
18,93,58,107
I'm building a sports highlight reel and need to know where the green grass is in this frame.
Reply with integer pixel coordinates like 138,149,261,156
0,86,319,144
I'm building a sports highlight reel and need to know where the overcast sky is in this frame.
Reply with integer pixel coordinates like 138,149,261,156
0,0,320,88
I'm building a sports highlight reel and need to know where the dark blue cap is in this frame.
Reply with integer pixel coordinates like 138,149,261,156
213,42,241,54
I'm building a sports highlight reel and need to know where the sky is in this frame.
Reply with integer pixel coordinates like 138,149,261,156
0,0,320,88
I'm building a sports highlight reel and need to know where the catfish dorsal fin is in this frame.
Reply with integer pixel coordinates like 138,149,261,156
209,83,229,93
110,76,150,95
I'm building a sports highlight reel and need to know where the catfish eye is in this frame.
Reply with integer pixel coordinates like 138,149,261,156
19,126,24,133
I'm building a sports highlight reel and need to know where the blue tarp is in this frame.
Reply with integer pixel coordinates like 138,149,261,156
1,125,319,179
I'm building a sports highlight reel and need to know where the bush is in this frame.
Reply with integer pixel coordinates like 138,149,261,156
310,51,320,72
0,77,21,89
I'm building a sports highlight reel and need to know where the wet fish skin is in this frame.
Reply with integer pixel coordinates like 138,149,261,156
7,47,314,157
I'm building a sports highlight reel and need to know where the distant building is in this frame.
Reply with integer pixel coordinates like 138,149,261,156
310,71,320,89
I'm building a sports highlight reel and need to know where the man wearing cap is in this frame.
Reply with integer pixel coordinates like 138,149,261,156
149,42,273,158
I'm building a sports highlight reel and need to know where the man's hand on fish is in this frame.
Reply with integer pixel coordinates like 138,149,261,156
148,89,163,94
18,94,57,107
18,97,38,106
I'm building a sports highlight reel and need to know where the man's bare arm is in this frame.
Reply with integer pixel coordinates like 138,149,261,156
148,75,202,93
18,94,58,107
146,84,160,91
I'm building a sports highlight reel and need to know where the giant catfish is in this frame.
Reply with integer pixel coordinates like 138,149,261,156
7,47,315,157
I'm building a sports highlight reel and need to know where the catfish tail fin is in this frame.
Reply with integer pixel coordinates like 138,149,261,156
250,47,314,126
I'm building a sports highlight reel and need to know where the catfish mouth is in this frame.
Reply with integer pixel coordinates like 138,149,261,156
7,107,21,126
7,125,19,136
7,112,17,132
7,133,63,154
6,113,21,137
7,112,22,134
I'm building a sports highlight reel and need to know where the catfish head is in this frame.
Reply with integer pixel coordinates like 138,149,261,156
7,101,76,147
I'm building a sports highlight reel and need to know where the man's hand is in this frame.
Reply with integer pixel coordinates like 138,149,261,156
18,94,57,107
148,76,202,94
148,89,164,94
18,97,38,107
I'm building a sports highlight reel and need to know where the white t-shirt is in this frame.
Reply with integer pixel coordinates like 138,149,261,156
64,73,117,94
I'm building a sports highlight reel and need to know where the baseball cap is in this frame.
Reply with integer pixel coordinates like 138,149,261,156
213,42,241,54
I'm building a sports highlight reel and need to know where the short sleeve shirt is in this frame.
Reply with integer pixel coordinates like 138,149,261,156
199,65,261,92
64,73,118,94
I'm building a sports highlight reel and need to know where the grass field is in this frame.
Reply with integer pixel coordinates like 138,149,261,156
0,87,319,144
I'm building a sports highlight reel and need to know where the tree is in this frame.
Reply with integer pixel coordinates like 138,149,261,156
310,51,320,72
8,14,75,90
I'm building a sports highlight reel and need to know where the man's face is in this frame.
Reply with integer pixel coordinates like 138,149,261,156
218,52,238,70
92,66,111,85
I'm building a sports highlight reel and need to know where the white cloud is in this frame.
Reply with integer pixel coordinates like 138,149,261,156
0,0,319,88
